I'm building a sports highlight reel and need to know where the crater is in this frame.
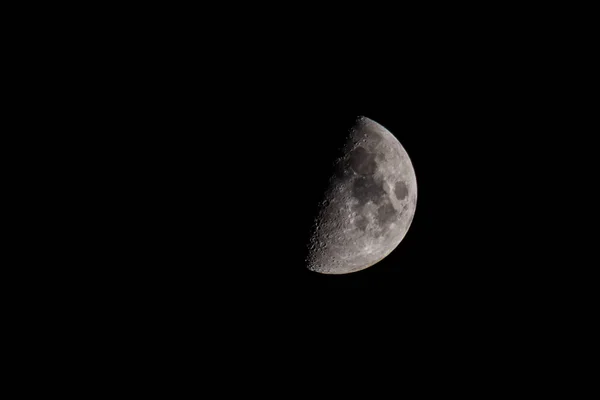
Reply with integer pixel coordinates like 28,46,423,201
348,146,377,175
395,181,408,200
355,216,368,231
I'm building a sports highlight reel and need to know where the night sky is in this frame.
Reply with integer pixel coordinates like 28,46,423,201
131,57,527,299
102,18,581,321
25,6,589,383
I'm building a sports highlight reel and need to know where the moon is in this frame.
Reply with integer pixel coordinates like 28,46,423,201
305,116,417,274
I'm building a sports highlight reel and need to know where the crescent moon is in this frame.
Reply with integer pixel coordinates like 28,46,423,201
306,116,417,274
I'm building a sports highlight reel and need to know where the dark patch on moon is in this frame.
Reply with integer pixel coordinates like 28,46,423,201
352,176,386,206
348,147,377,176
377,202,397,226
395,181,408,200
375,152,387,163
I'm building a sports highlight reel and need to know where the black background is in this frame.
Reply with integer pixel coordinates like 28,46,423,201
122,47,537,303
11,5,596,385
55,8,591,326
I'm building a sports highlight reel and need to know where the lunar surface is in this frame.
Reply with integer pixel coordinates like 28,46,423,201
306,116,417,274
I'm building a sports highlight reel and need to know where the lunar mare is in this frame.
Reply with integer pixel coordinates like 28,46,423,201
306,116,417,274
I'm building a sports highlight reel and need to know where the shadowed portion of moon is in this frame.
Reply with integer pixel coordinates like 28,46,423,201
349,147,377,175
352,176,386,206
305,116,417,275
